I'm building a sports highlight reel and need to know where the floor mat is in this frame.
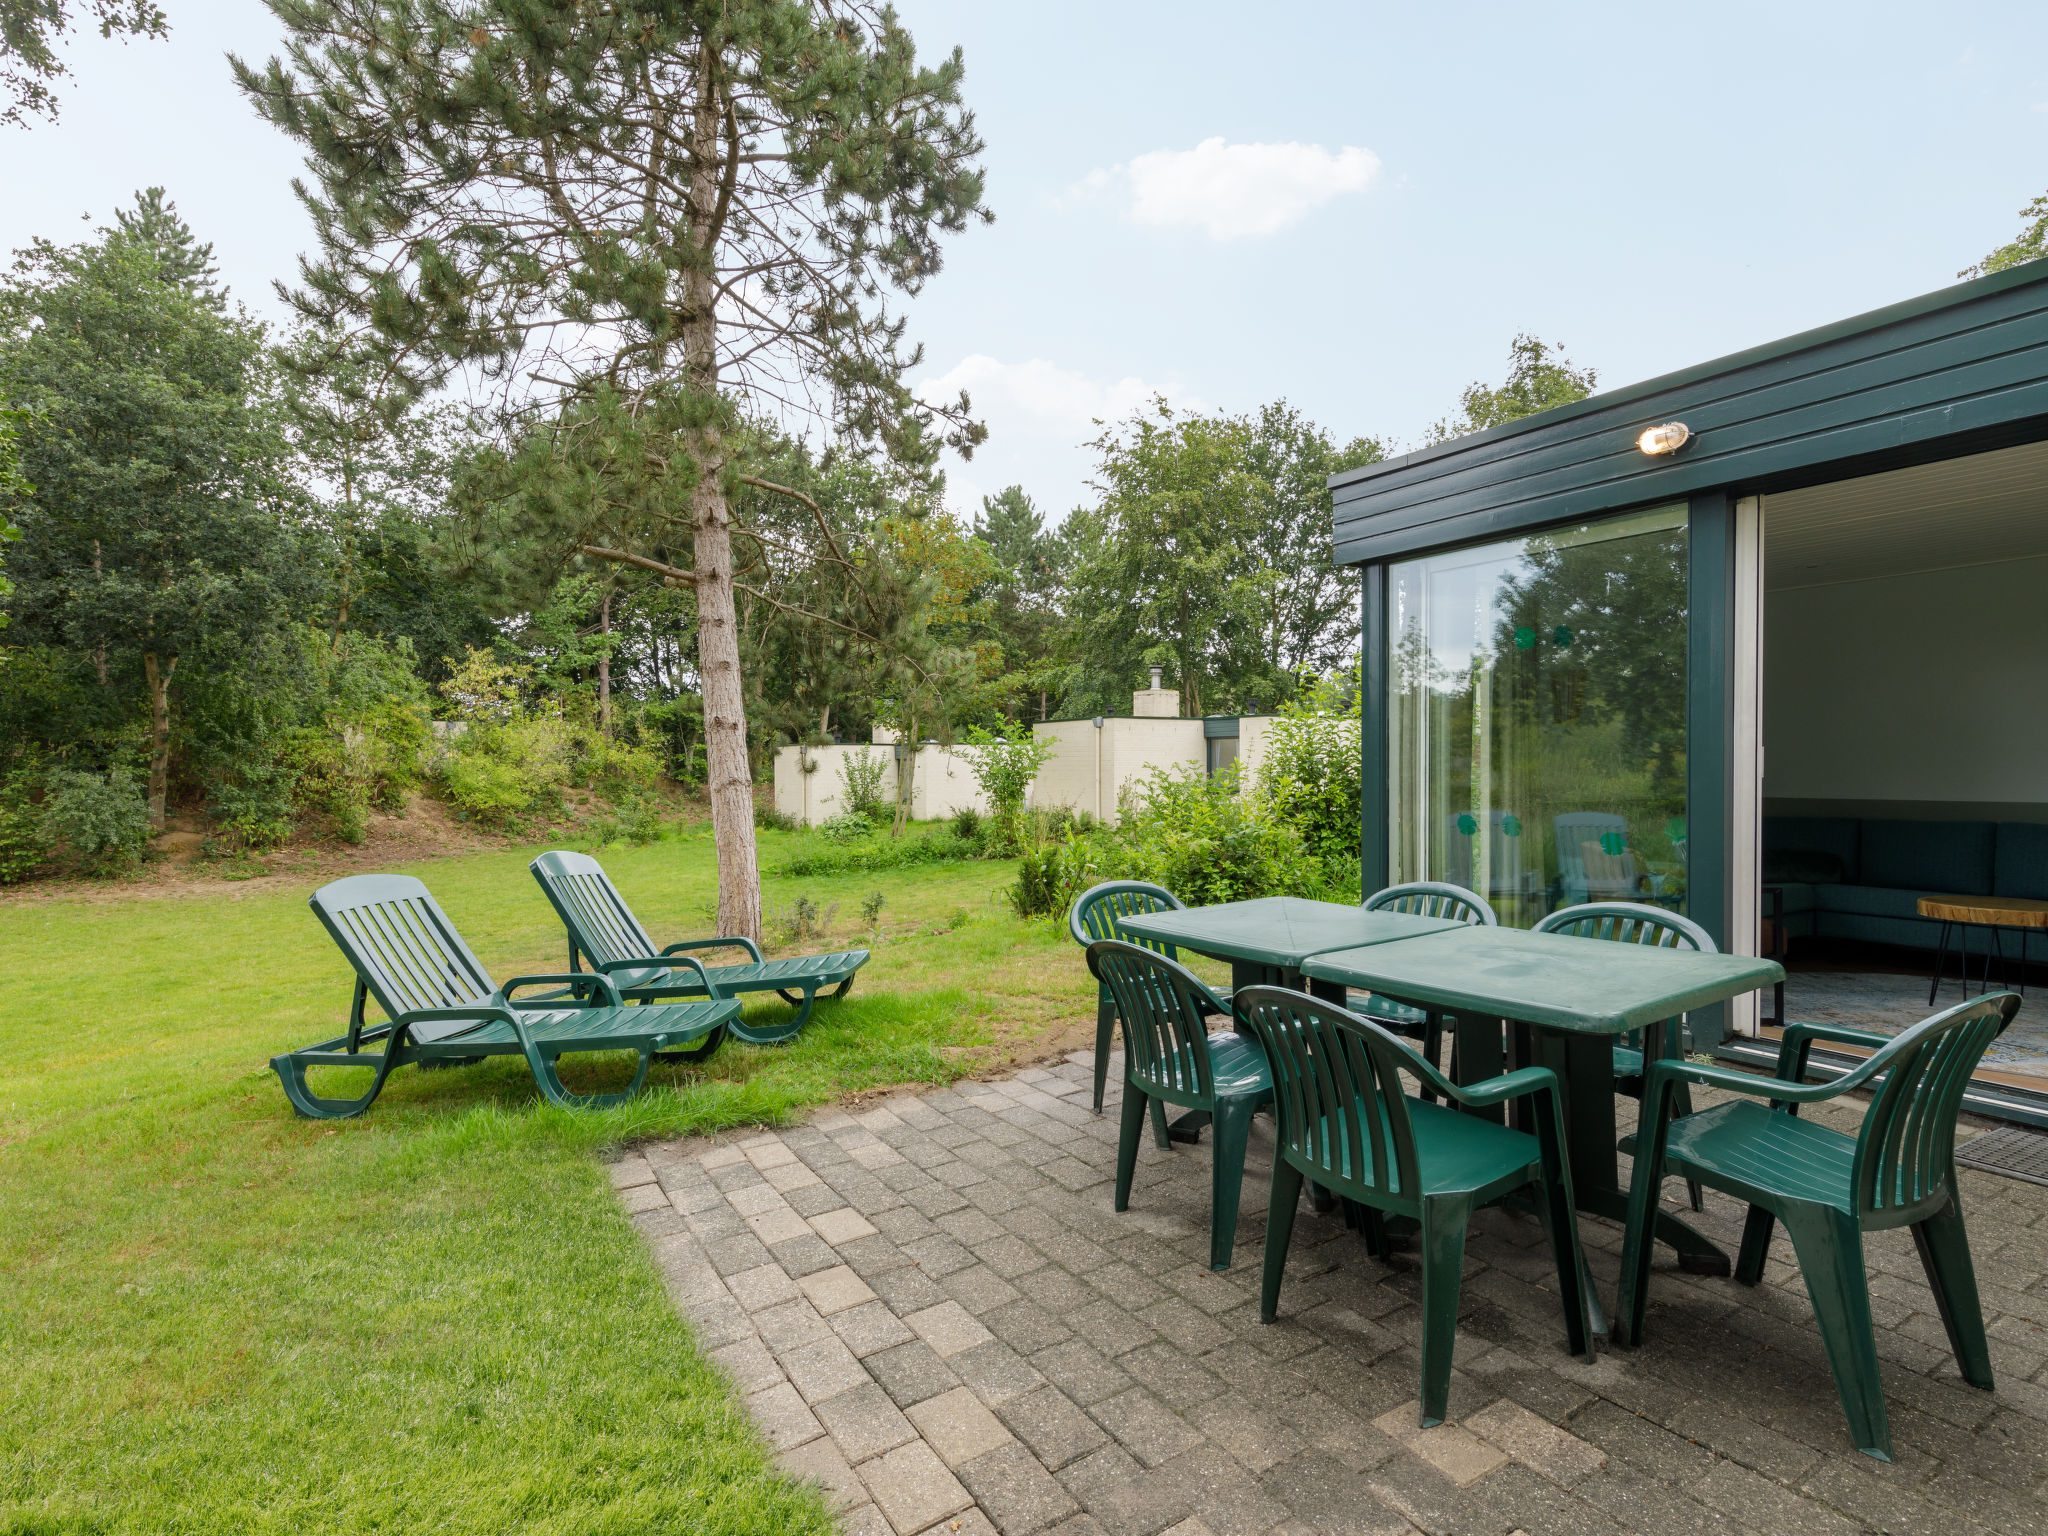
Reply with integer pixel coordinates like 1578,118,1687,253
1956,1125,2048,1186
1780,970,2048,1077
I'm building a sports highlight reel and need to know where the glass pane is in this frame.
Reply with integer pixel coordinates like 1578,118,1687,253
1389,504,1689,928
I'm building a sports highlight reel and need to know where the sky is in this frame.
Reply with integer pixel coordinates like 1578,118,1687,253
8,2,2048,523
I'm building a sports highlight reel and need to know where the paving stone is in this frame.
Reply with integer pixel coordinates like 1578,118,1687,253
946,1264,1026,1313
833,1298,919,1358
1088,1387,1205,1469
1056,1443,1192,1536
763,1158,824,1193
1190,1395,1303,1475
817,1380,920,1463
908,1300,999,1359
951,1339,1050,1408
1029,1340,1134,1407
860,1439,974,1535
1369,1403,1509,1487
906,1385,1016,1468
812,1206,882,1245
985,1299,1076,1354
873,1264,953,1316
917,1509,999,1536
781,1334,871,1405
999,1386,1110,1470
868,1339,965,1410
957,1440,1083,1535
725,1262,801,1313
770,1231,844,1278
726,1182,787,1217
1463,1398,1605,1487
753,1297,832,1352
707,1335,783,1394
800,1264,880,1316
745,1380,824,1451
778,1434,866,1511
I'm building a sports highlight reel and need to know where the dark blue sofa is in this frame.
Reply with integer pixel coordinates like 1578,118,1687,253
1764,816,2048,952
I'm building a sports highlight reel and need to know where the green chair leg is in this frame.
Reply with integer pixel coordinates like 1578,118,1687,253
653,1023,727,1065
1614,1080,1677,1350
1418,1195,1473,1427
1260,1160,1305,1322
1911,1200,1994,1390
1780,1202,1892,1461
1092,987,1115,1112
1208,1095,1257,1271
1533,1163,1595,1362
1115,1085,1148,1212
524,1044,654,1112
270,1049,399,1120
1670,1080,1706,1212
731,988,817,1044
1734,1204,1777,1285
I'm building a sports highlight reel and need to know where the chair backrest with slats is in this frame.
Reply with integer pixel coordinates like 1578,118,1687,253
530,850,660,969
1364,880,1498,928
310,874,496,1020
1853,992,2018,1219
1070,881,1185,960
1535,901,1716,952
1085,940,1219,1100
1234,985,1424,1212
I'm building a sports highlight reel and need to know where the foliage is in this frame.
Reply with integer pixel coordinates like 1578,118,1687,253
860,890,886,926
839,745,889,823
820,811,875,844
1253,669,1364,867
1429,335,1597,441
957,724,1053,854
778,826,982,878
0,775,43,880
1061,399,1380,719
1963,191,2048,278
0,0,165,123
949,805,984,843
0,191,308,828
755,803,800,832
0,401,26,622
40,764,151,874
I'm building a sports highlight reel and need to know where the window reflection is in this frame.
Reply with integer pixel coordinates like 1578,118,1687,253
1389,505,1689,927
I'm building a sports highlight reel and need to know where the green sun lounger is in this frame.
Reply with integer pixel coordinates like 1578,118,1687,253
529,850,869,1046
272,873,741,1118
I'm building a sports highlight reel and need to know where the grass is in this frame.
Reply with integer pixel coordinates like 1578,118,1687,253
0,824,1102,1534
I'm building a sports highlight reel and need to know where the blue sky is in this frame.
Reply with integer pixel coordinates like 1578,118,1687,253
8,2,2048,520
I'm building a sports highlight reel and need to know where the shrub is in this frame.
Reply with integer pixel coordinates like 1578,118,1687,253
208,759,300,851
957,727,1054,854
755,803,800,831
948,805,983,843
435,750,537,825
1009,843,1064,918
838,746,887,822
0,778,46,883
773,894,838,945
42,767,152,876
819,811,873,844
1253,691,1362,866
860,890,886,926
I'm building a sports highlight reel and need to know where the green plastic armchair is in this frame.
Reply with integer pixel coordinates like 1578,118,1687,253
1354,881,1496,1097
1615,990,2021,1461
1086,940,1270,1271
1235,984,1594,1428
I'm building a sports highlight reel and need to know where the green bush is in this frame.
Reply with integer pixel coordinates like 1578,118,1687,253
42,767,152,876
819,811,872,844
755,803,800,832
777,827,979,878
0,778,46,883
948,806,984,844
208,759,300,851
837,746,887,822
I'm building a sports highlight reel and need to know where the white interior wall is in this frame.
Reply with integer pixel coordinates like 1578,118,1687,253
1764,554,2048,804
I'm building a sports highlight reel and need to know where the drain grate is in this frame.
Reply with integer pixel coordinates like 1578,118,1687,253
1956,1125,2048,1187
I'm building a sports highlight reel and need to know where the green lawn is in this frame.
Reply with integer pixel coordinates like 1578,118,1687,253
0,827,1097,1534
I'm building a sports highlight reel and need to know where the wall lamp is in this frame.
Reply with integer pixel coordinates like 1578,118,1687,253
1636,421,1692,456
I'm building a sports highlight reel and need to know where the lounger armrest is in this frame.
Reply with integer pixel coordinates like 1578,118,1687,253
662,935,766,965
594,953,721,996
391,1005,516,1035
498,972,623,1009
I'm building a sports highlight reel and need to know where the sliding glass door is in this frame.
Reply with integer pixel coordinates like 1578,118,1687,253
1388,504,1690,928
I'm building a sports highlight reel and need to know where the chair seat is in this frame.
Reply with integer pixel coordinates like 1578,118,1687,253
1612,1044,1645,1080
1132,1028,1272,1100
412,1000,735,1054
613,949,868,996
1303,1097,1544,1199
1348,991,1429,1031
1660,1099,1857,1211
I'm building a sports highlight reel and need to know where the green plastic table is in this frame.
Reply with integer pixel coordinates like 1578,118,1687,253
1302,925,1785,1298
1116,897,1463,1000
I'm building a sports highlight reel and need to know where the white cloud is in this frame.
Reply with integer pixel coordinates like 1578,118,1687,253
915,354,1191,523
1076,137,1380,240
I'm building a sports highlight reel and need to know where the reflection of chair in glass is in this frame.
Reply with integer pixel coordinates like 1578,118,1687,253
1444,811,1541,911
1352,881,1496,1096
1554,812,1639,904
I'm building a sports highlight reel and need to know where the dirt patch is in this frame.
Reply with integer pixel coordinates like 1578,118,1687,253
0,791,710,907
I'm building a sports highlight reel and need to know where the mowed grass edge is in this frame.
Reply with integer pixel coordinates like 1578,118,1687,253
0,828,1097,1533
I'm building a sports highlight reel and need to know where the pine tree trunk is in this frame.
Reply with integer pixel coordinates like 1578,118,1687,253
597,584,613,736
142,651,177,831
684,59,761,943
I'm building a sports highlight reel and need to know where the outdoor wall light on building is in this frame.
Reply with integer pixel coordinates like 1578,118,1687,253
1636,421,1692,456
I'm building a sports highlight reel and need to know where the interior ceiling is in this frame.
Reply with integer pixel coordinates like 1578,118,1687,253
1765,436,2048,590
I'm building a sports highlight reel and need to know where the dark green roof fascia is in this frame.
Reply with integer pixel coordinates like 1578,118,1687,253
1331,259,2048,566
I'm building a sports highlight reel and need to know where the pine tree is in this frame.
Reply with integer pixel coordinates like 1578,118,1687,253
236,1,990,940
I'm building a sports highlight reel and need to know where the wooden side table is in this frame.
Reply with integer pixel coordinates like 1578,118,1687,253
1916,895,2048,1004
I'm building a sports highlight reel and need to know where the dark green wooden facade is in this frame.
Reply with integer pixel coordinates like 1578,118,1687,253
1336,260,2048,1083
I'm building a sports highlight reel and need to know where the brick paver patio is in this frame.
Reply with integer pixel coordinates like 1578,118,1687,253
618,1051,2048,1535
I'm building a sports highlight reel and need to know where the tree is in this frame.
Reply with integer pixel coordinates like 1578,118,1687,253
0,191,305,826
1429,335,1597,441
239,1,991,941
970,485,1064,721
1963,192,2048,278
0,402,26,624
0,0,164,124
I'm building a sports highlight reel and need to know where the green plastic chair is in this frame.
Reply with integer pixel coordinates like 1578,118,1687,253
530,850,869,1046
1069,880,1229,1118
1235,984,1595,1428
1354,881,1497,1095
1615,991,2021,1461
276,873,740,1117
1086,939,1270,1271
1536,901,1714,1211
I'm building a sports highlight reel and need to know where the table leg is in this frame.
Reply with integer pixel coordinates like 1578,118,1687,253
1450,1014,1508,1124
1928,920,1951,1007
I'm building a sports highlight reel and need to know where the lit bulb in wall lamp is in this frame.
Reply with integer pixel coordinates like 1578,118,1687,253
1637,421,1691,456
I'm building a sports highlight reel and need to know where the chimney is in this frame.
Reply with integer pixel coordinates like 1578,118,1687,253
1133,665,1179,718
